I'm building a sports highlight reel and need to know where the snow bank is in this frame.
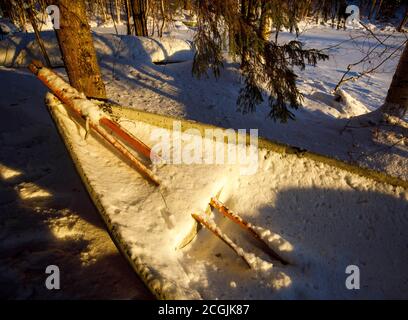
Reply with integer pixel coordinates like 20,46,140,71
310,89,370,118
111,35,194,64
0,19,18,36
0,32,194,67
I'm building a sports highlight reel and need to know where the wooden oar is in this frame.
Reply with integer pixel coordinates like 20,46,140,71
177,188,223,250
99,118,151,159
191,213,253,269
210,198,288,265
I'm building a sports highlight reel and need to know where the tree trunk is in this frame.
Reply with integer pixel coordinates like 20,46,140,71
159,0,165,37
52,0,106,100
397,7,408,32
375,0,383,20
368,0,377,20
259,0,272,41
24,3,52,67
124,0,133,34
381,43,408,117
18,4,28,32
99,0,108,22
132,0,148,37
183,0,192,11
0,0,13,19
115,0,122,24
240,0,250,68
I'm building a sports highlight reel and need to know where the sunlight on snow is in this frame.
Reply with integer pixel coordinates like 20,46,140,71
0,164,23,180
16,182,52,200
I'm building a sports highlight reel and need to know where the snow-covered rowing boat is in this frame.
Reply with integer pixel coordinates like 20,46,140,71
32,63,408,300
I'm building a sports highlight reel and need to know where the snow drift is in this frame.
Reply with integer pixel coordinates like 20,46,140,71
0,32,194,68
310,89,371,118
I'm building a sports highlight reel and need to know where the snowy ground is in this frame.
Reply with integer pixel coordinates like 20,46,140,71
100,25,408,180
0,68,153,299
0,20,407,299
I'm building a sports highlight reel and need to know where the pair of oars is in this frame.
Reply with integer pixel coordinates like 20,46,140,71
191,197,288,268
28,60,160,186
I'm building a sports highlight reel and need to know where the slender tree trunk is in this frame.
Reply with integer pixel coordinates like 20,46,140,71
240,0,250,68
368,0,377,20
124,0,133,34
183,0,192,11
132,0,148,36
109,0,119,34
301,0,311,19
99,0,108,22
51,0,106,99
397,7,408,32
115,0,121,24
24,2,52,67
381,43,408,117
0,0,13,19
159,0,165,37
18,4,28,32
375,0,383,20
259,0,271,41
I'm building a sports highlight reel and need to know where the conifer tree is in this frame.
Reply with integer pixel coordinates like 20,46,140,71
192,0,328,122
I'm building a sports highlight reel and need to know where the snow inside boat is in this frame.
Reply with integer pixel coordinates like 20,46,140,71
42,92,408,299
24,59,405,299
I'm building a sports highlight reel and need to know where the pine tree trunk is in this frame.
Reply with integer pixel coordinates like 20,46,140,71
52,0,106,100
259,0,271,41
116,0,122,24
240,0,250,68
183,0,192,11
99,0,108,22
0,0,12,19
368,0,377,20
397,7,408,32
124,0,133,34
381,43,408,117
25,3,52,67
132,0,148,36
159,0,165,37
18,5,28,32
375,0,383,20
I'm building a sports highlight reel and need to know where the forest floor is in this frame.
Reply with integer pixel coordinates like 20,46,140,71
0,19,407,298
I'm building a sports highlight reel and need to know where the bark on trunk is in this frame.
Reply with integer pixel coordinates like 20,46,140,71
159,0,165,37
240,0,249,68
124,0,133,34
381,43,408,117
375,0,383,20
183,0,192,11
368,0,377,20
397,7,408,32
115,0,121,23
25,3,52,67
259,0,272,41
98,0,108,22
132,0,148,37
0,0,13,19
52,0,106,99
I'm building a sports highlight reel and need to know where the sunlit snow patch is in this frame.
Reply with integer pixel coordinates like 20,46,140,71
0,164,23,180
16,182,52,200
